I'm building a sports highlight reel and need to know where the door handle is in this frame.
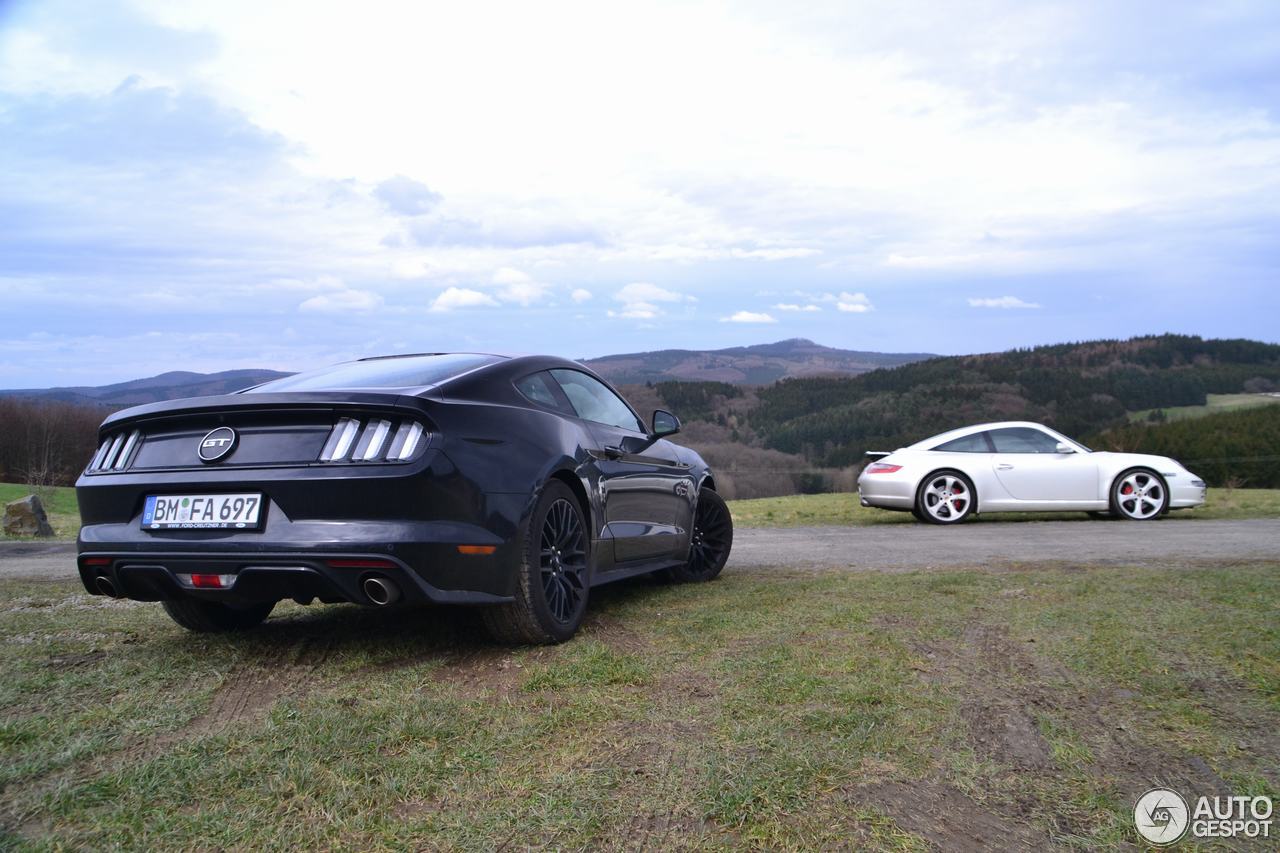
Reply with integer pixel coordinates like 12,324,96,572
996,463,1014,470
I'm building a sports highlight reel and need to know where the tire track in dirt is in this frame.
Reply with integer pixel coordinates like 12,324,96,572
183,634,335,737
893,619,1279,845
0,633,337,837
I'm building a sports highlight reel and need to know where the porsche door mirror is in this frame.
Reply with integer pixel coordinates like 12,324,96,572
1054,442,1075,454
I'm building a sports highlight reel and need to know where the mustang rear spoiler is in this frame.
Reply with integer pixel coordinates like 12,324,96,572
864,451,892,459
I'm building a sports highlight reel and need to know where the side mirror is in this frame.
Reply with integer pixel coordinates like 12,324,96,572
1054,442,1074,454
651,409,681,438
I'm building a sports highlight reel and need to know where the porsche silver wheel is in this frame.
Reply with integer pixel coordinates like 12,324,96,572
1111,469,1167,520
916,471,975,525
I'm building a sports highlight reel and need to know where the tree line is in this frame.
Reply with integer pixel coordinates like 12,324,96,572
1088,405,1280,488
745,335,1280,466
0,398,108,487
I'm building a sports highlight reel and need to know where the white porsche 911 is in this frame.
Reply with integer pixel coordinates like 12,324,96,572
856,421,1207,524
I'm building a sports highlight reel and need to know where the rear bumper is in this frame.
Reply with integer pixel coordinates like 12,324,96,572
857,474,916,510
76,509,523,604
77,547,513,606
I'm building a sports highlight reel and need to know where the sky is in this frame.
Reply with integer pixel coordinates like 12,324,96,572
1,0,1278,387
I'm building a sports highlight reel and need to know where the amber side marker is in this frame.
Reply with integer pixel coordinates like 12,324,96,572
456,545,496,555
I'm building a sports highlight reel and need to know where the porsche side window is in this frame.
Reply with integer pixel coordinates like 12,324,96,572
932,432,992,452
549,369,644,432
515,372,566,412
988,427,1061,454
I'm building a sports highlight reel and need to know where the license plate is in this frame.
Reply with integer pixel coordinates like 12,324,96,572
142,494,264,530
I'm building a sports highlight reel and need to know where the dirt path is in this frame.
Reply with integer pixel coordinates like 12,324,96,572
2,518,1278,582
727,517,1280,572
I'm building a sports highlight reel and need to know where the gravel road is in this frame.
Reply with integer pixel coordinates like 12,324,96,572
727,518,1280,572
2,518,1278,582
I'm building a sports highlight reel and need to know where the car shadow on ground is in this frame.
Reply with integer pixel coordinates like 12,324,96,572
190,570,676,662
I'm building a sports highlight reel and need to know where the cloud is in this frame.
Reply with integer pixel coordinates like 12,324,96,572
774,303,821,312
609,282,693,319
571,288,592,303
406,215,602,249
299,288,384,313
836,292,874,313
615,282,689,305
429,287,499,312
491,267,549,306
968,296,1041,309
374,175,442,216
720,310,777,324
2,2,1280,385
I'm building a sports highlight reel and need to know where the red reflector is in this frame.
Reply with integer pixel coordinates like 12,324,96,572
82,557,111,566
191,574,223,588
457,545,496,555
865,463,903,474
324,558,397,569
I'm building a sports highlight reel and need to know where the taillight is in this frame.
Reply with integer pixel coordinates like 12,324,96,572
318,418,427,463
865,462,903,474
86,429,143,473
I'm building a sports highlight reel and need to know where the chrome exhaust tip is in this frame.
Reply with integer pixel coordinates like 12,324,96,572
362,576,401,606
94,575,119,597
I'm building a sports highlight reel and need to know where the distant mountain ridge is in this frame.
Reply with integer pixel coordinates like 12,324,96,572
1,340,932,405
0,369,293,407
582,338,933,384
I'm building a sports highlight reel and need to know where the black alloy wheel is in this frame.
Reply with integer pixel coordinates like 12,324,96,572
540,497,588,624
483,480,591,644
667,489,733,583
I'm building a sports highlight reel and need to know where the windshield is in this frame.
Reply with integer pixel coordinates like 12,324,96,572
246,353,503,392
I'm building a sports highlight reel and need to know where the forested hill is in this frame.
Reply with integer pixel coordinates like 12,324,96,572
742,335,1280,466
583,338,932,384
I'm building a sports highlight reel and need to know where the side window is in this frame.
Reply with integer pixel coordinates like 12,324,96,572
988,427,1061,454
932,432,992,453
549,369,644,432
515,371,567,412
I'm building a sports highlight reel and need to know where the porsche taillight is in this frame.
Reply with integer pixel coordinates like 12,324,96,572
318,417,426,463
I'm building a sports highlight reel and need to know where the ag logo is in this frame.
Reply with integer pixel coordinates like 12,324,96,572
198,427,238,463
1135,788,1190,846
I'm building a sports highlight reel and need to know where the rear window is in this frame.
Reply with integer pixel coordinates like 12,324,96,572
247,354,502,392
932,432,992,452
515,371,570,413
988,427,1062,454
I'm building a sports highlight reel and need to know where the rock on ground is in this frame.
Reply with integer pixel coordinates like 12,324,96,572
3,495,56,538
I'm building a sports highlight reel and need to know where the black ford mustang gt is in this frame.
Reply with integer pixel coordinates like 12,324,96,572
75,353,733,643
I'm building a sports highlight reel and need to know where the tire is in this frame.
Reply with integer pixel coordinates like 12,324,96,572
665,488,733,583
162,598,275,632
1109,468,1169,521
483,480,589,644
910,506,927,522
915,470,977,525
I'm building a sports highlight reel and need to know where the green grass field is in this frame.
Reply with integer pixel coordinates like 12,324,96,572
1129,392,1280,423
729,487,1280,528
0,563,1276,849
3,484,1278,540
